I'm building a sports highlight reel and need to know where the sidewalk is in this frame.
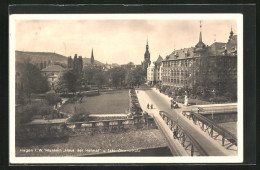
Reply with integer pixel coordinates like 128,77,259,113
136,90,188,156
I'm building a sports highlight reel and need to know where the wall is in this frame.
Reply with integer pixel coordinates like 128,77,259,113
16,116,157,140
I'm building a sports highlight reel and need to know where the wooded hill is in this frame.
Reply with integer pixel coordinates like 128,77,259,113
15,51,104,66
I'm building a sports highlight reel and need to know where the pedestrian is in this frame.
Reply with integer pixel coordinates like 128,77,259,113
151,104,153,109
173,129,177,139
147,103,150,109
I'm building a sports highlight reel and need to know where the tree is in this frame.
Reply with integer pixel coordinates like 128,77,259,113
46,93,62,108
109,67,126,88
93,71,106,89
55,71,78,93
73,54,78,73
78,56,83,75
18,62,49,103
67,56,73,68
83,67,100,85
126,67,145,88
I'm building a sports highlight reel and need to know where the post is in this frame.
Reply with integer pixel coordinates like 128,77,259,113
222,132,225,146
211,125,213,137
182,134,185,147
191,145,194,156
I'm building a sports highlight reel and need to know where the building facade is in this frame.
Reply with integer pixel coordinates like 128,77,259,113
154,55,163,84
147,62,155,85
41,65,65,89
161,27,237,94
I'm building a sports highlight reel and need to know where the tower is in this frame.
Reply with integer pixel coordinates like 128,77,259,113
194,20,206,53
91,48,94,64
143,37,151,72
228,26,234,42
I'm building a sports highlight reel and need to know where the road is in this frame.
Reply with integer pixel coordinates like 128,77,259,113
140,88,235,156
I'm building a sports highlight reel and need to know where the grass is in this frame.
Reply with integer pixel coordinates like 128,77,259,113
60,89,130,114
16,129,168,157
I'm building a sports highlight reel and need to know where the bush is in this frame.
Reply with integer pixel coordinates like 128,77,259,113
209,96,229,103
16,102,59,124
46,93,62,106
67,112,90,122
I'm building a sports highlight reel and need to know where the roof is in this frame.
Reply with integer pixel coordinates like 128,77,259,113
208,42,226,56
155,55,163,63
165,47,195,61
41,65,65,72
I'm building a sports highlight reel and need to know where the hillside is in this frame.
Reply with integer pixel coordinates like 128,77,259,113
15,51,104,66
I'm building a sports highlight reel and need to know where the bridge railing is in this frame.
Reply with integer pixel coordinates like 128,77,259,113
159,111,208,156
191,107,237,114
182,110,237,148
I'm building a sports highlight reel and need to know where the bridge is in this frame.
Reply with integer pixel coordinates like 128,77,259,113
136,88,237,156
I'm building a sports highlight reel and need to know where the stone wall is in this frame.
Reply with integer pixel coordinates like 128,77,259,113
16,115,157,140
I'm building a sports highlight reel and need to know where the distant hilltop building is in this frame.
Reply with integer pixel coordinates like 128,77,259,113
141,38,151,75
161,22,237,94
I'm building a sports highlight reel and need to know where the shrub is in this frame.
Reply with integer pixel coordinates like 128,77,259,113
67,112,90,122
209,96,229,103
46,93,62,107
16,102,59,124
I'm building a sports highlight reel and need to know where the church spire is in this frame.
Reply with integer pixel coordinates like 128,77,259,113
91,48,94,64
229,26,234,40
199,20,202,43
146,36,149,50
195,20,206,52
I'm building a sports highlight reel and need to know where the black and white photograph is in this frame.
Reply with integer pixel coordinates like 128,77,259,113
9,14,243,164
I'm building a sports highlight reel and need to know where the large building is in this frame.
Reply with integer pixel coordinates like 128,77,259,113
161,25,237,94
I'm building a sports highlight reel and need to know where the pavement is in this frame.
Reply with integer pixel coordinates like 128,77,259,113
136,87,237,156
135,89,188,156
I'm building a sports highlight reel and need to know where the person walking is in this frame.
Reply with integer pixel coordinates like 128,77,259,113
147,103,150,109
151,104,153,109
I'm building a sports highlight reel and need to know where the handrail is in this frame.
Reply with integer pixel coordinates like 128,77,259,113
192,112,237,141
159,111,208,156
183,110,237,146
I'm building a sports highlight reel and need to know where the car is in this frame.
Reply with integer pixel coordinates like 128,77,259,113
170,100,179,109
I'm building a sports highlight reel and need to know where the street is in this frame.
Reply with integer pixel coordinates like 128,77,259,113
137,88,237,156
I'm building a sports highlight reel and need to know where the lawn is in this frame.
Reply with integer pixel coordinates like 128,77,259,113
60,89,130,114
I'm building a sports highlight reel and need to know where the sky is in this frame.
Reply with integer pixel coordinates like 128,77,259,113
15,19,237,65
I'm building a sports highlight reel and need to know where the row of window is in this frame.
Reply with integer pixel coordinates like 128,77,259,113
162,77,188,85
163,60,192,67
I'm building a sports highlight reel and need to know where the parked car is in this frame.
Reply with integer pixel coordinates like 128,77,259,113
170,99,179,109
